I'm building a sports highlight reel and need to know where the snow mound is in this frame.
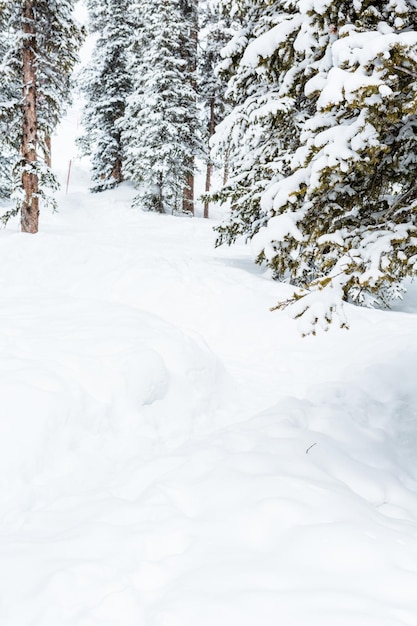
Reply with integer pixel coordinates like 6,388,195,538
0,294,229,520
1,124,417,624
2,373,417,626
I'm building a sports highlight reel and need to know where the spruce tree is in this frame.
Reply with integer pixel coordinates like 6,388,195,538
0,0,84,232
78,0,132,192
212,0,305,244
215,0,417,333
180,0,199,214
198,0,231,217
123,0,201,214
0,32,17,200
0,154,12,201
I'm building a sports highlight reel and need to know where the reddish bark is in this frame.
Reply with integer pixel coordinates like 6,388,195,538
111,157,123,184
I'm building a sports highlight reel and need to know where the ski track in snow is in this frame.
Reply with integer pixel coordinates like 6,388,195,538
1,133,417,625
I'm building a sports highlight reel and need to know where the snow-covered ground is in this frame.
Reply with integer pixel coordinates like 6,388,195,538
1,112,417,626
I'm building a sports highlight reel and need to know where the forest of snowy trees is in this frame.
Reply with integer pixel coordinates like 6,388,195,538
0,0,84,231
1,0,417,330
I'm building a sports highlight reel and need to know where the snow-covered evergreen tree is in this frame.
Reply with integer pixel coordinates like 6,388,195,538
0,144,14,201
0,31,17,200
198,0,231,217
0,0,84,231
123,0,201,214
179,0,199,214
215,0,417,333
212,0,306,244
78,0,132,192
36,2,85,167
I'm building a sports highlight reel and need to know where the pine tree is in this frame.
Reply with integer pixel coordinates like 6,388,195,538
212,0,306,244
180,0,199,214
198,0,231,217
78,0,132,192
215,0,417,333
0,31,17,200
0,0,84,232
123,0,201,214
0,151,13,201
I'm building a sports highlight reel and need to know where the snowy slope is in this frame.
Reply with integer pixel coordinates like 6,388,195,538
0,114,417,626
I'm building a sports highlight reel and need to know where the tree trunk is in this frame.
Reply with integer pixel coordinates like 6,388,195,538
111,156,123,184
223,142,230,186
45,134,51,168
204,95,216,219
182,171,195,214
21,0,39,234
181,0,198,216
203,162,212,219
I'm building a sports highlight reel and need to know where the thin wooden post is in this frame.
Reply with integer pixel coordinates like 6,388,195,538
66,159,72,194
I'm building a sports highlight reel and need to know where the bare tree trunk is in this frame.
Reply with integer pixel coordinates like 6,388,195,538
45,134,51,168
110,129,124,184
111,157,123,184
223,142,230,186
182,171,195,214
203,162,212,219
21,0,39,234
204,95,216,219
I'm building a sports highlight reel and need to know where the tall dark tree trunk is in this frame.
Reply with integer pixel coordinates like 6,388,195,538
21,0,39,234
204,95,216,219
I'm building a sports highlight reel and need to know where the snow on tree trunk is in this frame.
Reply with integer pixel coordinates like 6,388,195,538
111,157,123,185
182,172,195,215
0,0,84,229
21,0,39,234
204,96,216,219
